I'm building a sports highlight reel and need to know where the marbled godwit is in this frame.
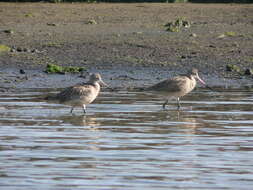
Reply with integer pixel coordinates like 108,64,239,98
46,73,108,114
147,68,206,110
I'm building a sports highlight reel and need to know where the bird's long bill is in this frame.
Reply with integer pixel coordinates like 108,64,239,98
99,79,109,87
197,75,215,91
196,75,206,85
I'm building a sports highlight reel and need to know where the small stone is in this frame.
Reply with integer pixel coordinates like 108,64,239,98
4,29,14,34
10,48,16,52
47,23,57,26
20,69,25,74
244,68,253,75
31,49,39,53
217,34,226,39
190,33,197,37
16,47,23,52
183,20,191,28
23,48,30,52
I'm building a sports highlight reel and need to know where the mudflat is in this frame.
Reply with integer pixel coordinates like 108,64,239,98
0,2,253,89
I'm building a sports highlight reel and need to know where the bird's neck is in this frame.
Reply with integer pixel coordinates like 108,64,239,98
190,76,197,88
86,80,100,89
186,74,194,80
93,82,101,91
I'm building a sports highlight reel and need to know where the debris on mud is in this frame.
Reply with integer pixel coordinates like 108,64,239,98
110,75,139,81
10,47,39,53
190,33,197,37
19,69,26,74
165,17,191,32
226,64,241,73
47,23,58,26
87,19,97,25
226,64,253,77
45,64,86,74
224,31,237,37
244,68,253,76
0,44,11,53
218,31,237,39
3,29,14,34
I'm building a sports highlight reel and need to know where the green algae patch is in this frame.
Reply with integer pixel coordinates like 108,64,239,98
165,17,191,32
224,31,236,37
25,13,34,17
0,44,11,54
226,64,253,76
46,64,86,74
87,19,97,25
43,42,63,48
226,64,241,73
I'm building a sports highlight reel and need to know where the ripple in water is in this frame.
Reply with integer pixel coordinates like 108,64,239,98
0,89,253,190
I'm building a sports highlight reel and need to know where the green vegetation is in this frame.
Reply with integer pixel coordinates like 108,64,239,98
46,64,86,74
224,31,237,37
226,64,241,73
165,17,190,32
25,13,33,17
87,19,97,24
0,44,11,53
226,64,253,76
43,42,63,48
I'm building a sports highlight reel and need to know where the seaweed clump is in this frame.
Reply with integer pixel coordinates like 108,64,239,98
46,64,86,74
226,64,241,73
165,17,191,32
0,44,11,53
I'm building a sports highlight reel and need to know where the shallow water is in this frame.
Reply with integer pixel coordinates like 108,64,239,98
0,89,253,190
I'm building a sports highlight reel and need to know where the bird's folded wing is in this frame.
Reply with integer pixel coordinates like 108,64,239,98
57,85,93,103
148,76,187,92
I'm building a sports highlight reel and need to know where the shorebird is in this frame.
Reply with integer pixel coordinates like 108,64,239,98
46,73,108,114
147,68,206,110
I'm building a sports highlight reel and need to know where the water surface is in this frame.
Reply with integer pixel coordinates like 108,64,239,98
0,89,253,190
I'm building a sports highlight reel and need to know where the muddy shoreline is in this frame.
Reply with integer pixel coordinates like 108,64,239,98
1,66,252,92
0,3,253,90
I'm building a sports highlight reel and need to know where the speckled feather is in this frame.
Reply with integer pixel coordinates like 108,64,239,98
146,68,205,109
45,73,106,113
148,75,196,96
56,83,97,103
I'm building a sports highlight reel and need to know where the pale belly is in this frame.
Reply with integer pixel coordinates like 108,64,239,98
64,93,98,107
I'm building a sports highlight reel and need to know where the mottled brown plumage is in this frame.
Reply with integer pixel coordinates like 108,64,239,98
47,73,107,114
147,68,206,109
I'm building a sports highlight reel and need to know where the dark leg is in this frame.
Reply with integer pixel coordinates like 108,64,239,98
162,99,169,109
177,97,181,110
70,107,75,113
83,104,86,114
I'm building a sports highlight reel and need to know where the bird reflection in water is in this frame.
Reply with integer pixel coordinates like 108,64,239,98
60,115,101,128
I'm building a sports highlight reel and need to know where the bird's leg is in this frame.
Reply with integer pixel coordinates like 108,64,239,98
83,104,86,114
177,97,181,110
70,107,75,114
162,99,169,109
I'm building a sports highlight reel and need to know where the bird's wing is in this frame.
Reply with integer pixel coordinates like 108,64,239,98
148,76,188,92
56,84,94,103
